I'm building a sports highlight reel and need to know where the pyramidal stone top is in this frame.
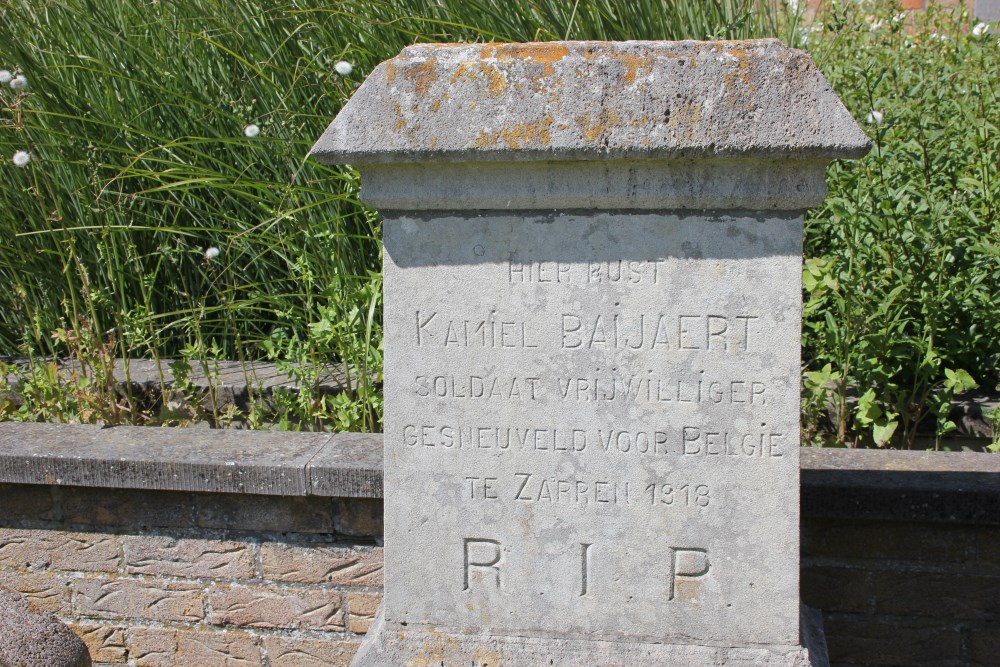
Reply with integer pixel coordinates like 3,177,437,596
311,39,870,165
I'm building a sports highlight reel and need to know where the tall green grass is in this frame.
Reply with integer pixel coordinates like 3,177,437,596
0,0,792,429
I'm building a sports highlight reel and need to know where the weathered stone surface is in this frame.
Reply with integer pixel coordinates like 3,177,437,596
0,422,329,495
207,585,344,631
0,571,70,613
0,529,120,573
123,534,256,579
129,627,262,667
380,210,803,646
260,543,383,585
196,493,334,533
73,579,204,623
314,39,864,666
309,432,383,498
0,587,91,667
348,592,382,633
353,605,828,667
312,40,870,164
70,625,127,664
263,637,360,667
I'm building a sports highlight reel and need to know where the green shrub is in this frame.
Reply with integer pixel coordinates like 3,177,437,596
802,3,999,448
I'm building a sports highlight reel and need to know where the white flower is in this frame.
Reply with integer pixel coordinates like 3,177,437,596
9,75,27,91
972,22,989,37
0,70,11,84
12,151,30,167
334,60,353,76
786,0,799,12
866,109,884,125
243,124,260,138
205,246,220,260
870,18,886,31
892,12,906,23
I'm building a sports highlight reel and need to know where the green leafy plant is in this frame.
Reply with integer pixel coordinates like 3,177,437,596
802,2,999,448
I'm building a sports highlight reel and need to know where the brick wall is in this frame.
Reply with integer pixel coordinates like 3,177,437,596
801,519,999,667
0,429,997,667
0,484,383,667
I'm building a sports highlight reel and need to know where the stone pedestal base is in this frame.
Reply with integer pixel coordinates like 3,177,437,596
351,605,829,667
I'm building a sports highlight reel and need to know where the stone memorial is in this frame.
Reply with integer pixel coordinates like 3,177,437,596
312,39,869,666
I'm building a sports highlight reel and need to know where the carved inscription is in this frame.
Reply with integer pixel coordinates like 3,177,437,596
461,538,711,603
413,310,761,353
463,539,501,591
465,473,711,509
508,260,669,285
561,314,758,351
403,424,785,458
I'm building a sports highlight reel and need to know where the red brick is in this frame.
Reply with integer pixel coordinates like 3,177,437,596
124,534,255,579
969,624,1000,667
0,528,117,571
207,585,344,631
901,0,923,9
61,488,192,528
71,624,128,664
195,494,332,533
348,592,381,634
0,571,70,612
978,526,1000,570
823,616,962,665
128,627,174,667
875,571,1000,620
801,565,872,613
803,519,976,564
0,483,55,521
263,637,361,667
178,629,262,666
73,578,204,622
332,498,382,537
260,543,383,586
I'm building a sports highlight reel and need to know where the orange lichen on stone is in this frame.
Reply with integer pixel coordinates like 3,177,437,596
475,115,553,149
392,101,406,131
405,58,439,97
480,42,570,65
722,46,754,90
574,109,622,143
616,53,654,84
386,60,397,85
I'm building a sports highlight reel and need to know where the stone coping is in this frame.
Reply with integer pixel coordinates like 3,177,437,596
0,423,995,522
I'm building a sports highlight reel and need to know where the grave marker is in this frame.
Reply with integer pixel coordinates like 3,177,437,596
312,39,869,666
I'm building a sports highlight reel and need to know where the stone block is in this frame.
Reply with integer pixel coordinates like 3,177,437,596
70,624,127,664
0,528,120,573
260,543,382,585
309,432,383,498
348,592,382,633
0,421,328,495
123,534,256,579
207,585,344,631
73,578,204,623
313,39,865,665
263,637,361,667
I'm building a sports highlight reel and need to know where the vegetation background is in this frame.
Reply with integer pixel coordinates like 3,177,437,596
0,0,997,447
